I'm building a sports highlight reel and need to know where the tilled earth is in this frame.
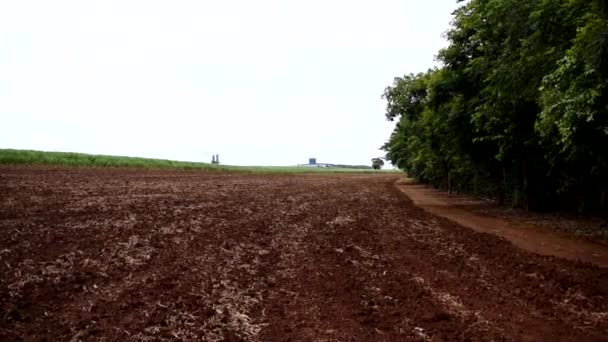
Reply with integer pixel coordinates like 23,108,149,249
1,167,607,341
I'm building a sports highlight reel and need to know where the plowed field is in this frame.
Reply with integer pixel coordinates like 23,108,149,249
1,167,607,341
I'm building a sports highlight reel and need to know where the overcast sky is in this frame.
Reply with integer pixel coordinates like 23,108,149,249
0,0,458,166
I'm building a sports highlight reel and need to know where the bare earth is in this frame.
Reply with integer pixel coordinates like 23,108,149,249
396,179,608,268
1,167,607,341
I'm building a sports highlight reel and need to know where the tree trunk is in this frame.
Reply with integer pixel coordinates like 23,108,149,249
448,171,452,194
473,173,478,195
498,167,507,206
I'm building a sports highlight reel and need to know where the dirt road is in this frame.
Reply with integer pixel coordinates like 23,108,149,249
396,179,608,268
1,167,607,341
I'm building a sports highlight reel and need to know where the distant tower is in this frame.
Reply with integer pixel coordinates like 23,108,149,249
211,154,220,165
309,158,316,165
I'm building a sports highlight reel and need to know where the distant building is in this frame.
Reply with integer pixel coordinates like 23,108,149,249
298,158,333,168
297,158,373,170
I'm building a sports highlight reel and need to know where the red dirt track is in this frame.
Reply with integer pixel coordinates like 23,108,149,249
1,167,607,341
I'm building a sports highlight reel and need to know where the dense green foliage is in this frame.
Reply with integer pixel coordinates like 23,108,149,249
382,0,608,213
0,149,395,174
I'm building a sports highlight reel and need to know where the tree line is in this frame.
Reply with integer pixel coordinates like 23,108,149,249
382,0,608,214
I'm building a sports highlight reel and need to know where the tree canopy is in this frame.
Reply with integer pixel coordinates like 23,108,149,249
372,158,385,170
382,0,608,214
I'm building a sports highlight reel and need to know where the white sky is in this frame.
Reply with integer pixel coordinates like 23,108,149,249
0,0,458,166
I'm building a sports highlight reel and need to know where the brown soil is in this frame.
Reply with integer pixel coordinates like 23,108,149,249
1,167,607,341
397,178,608,268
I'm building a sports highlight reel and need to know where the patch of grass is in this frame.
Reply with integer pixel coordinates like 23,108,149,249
0,149,226,170
0,149,402,174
